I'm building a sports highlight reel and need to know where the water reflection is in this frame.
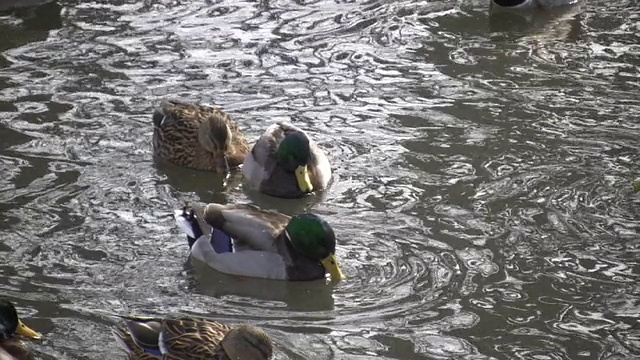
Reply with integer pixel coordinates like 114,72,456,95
190,259,336,313
155,161,237,205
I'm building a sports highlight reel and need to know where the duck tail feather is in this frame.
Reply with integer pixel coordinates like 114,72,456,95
112,325,136,356
174,207,204,249
189,202,213,235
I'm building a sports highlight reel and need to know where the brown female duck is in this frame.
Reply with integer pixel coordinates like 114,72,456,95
112,315,273,360
152,100,250,173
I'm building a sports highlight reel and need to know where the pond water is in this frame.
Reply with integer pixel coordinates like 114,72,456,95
1,0,639,359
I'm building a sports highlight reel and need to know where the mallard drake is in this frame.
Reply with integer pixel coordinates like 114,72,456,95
112,315,273,360
174,202,345,282
0,300,42,360
242,123,331,198
152,100,250,173
634,182,640,193
491,0,578,9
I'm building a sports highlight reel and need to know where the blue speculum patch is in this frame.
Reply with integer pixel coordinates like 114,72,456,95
210,228,234,253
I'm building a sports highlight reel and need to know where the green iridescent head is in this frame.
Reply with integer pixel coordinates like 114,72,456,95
0,300,41,341
276,132,314,192
285,214,345,280
276,132,311,171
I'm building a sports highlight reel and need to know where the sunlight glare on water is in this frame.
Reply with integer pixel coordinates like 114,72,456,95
0,0,639,359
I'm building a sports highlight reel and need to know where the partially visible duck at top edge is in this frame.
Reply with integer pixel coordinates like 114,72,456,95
491,0,579,10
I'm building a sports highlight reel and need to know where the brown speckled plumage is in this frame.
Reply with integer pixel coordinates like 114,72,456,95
112,315,273,360
152,100,250,172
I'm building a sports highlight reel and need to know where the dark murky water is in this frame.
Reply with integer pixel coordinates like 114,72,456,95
1,0,639,359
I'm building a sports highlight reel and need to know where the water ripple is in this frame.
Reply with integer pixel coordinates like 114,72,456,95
1,0,640,359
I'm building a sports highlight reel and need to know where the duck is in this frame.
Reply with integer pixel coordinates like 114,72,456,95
242,123,332,198
152,100,250,173
112,314,273,360
490,0,579,10
634,182,640,193
174,202,345,282
0,300,42,360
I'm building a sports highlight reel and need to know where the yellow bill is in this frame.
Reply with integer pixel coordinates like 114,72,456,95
16,319,42,340
295,165,313,193
321,253,345,281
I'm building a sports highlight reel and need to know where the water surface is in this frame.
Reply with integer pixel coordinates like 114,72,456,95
1,0,639,359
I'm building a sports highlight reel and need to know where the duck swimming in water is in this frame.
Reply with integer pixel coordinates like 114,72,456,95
174,202,345,282
491,0,578,10
112,314,273,360
0,300,42,360
151,100,250,173
242,122,332,198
